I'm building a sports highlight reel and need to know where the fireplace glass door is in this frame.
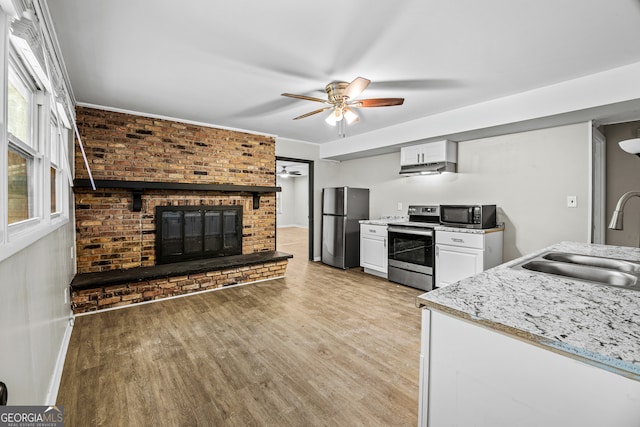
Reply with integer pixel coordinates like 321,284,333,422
156,205,242,264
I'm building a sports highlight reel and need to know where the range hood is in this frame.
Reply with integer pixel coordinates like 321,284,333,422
400,161,456,175
399,140,457,175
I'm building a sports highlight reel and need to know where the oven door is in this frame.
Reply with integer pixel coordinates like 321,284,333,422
387,226,434,275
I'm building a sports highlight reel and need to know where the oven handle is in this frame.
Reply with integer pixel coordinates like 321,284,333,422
387,226,434,237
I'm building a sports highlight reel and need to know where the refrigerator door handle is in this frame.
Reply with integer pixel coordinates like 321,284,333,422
343,187,348,216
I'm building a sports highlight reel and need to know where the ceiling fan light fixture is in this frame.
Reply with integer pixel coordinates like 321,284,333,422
343,108,359,124
324,113,337,126
325,108,343,126
282,76,404,136
278,166,290,178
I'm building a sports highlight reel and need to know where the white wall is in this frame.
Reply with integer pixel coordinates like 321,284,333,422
276,175,309,227
281,123,591,262
0,224,75,404
330,123,591,261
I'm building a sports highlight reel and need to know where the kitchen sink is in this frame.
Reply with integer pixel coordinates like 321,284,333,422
541,251,640,273
512,251,640,291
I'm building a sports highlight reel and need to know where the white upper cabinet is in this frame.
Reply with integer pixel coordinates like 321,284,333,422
400,140,457,166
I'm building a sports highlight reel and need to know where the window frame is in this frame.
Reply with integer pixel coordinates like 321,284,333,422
49,115,62,217
0,30,71,261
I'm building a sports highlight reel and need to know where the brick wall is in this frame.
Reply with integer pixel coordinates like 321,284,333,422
74,107,277,274
75,107,274,185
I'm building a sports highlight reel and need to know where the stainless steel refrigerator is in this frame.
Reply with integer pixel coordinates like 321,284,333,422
321,187,370,269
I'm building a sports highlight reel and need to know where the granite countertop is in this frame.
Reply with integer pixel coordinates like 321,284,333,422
434,223,505,234
359,216,408,225
417,241,640,380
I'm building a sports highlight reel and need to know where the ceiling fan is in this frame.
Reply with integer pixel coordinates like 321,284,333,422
281,77,404,134
277,166,302,178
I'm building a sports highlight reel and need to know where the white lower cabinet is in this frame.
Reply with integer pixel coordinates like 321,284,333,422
435,229,503,287
359,224,388,277
419,309,640,427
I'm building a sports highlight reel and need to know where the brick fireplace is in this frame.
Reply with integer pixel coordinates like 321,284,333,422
71,107,289,313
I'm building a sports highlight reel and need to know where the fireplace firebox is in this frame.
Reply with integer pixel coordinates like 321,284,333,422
155,205,242,264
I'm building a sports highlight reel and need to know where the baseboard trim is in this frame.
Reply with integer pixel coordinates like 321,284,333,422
46,313,74,405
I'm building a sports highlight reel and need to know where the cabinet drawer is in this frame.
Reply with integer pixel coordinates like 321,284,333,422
360,224,387,237
436,231,484,249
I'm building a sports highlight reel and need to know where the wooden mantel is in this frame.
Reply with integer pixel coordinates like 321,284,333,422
73,179,281,211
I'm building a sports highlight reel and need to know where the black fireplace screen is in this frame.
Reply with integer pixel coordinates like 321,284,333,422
155,205,242,264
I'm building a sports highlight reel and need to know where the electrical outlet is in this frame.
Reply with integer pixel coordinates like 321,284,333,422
70,246,74,259
397,202,403,211
567,196,577,208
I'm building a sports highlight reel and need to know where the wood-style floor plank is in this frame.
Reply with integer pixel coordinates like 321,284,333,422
57,227,423,426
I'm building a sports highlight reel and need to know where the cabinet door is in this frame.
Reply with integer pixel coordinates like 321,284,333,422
361,235,388,273
422,309,640,427
400,145,422,166
435,244,483,287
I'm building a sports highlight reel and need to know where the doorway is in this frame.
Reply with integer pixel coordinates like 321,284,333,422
276,156,314,260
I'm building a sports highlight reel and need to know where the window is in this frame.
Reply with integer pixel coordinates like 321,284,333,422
8,147,32,223
7,65,37,225
8,75,29,141
0,10,72,259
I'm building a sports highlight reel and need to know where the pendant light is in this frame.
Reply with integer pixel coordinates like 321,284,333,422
618,128,640,157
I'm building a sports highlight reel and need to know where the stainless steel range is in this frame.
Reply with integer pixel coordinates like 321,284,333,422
387,205,439,291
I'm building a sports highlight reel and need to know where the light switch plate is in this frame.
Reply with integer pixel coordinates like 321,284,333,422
397,202,403,211
567,196,577,208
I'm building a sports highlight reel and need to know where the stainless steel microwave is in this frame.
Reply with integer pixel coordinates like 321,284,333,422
439,205,497,229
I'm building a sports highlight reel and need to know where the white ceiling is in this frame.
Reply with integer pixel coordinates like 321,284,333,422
47,0,640,151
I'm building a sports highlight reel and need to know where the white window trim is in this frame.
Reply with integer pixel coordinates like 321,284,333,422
49,115,64,216
0,12,71,263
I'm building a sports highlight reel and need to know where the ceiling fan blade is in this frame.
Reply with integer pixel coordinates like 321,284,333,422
351,98,404,108
343,77,371,100
281,93,329,104
293,107,332,120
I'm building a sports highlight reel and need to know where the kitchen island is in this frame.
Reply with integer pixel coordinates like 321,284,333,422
417,241,640,427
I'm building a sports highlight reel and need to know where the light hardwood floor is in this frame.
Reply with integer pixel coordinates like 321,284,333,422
57,227,424,426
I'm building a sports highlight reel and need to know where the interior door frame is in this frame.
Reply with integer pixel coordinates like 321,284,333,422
276,156,315,260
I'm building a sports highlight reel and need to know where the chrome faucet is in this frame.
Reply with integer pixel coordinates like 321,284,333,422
608,191,640,230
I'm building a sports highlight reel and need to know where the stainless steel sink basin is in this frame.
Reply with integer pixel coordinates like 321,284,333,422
541,251,640,273
520,260,638,287
512,251,640,291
